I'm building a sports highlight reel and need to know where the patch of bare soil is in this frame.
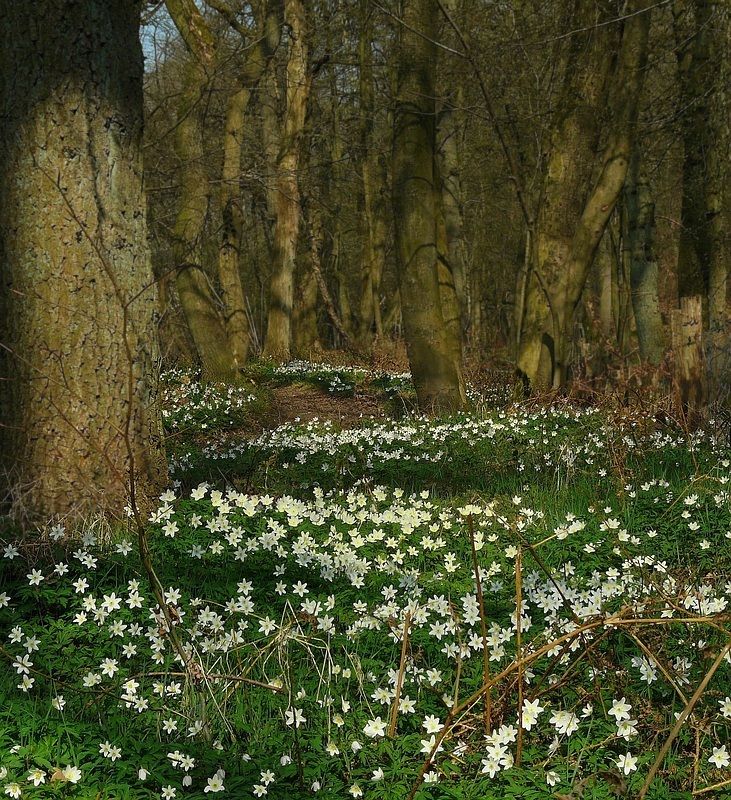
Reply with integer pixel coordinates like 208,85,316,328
269,384,388,428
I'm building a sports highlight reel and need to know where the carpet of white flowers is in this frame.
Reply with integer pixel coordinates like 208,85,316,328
1,365,731,799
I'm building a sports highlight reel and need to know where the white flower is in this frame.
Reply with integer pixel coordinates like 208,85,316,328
709,745,731,768
61,766,82,783
481,758,501,777
520,698,544,731
363,716,387,738
100,658,119,677
203,774,225,793
284,708,306,728
26,569,44,586
99,741,122,761
420,735,444,755
608,697,632,722
4,783,21,798
719,697,731,719
616,752,638,775
26,769,45,786
259,616,277,635
422,715,442,734
549,710,579,736
371,768,384,781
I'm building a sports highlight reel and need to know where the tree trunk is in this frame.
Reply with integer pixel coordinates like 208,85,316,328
517,0,651,391
262,0,311,361
358,8,387,346
217,1,283,366
626,152,664,366
673,0,730,403
393,0,467,412
166,0,239,381
673,0,715,302
0,0,167,521
437,0,467,332
671,296,705,429
292,262,320,356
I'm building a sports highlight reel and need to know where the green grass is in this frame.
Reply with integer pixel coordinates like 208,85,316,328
1,362,731,799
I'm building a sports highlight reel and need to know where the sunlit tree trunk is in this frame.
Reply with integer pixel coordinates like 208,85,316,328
517,0,651,390
166,0,239,381
217,1,283,366
0,0,167,521
262,0,311,361
393,0,467,412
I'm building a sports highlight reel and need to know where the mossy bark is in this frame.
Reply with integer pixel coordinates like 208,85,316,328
517,0,651,391
0,0,167,521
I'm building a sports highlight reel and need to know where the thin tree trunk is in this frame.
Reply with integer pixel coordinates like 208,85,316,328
393,0,467,412
437,0,467,331
262,0,311,361
358,8,387,346
0,0,167,520
626,152,663,365
217,1,283,366
166,0,239,381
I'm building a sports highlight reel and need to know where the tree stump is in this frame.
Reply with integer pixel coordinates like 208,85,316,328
670,296,705,430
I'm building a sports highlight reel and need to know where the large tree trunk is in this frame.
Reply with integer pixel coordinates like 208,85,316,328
262,0,311,361
393,0,467,412
517,0,651,390
166,0,239,381
0,0,167,521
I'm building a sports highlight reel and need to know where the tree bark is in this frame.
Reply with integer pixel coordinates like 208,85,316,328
437,0,467,332
626,152,663,366
217,1,283,366
0,0,167,521
358,8,387,346
673,0,730,402
673,0,716,302
166,0,239,381
517,0,651,390
671,296,705,429
393,0,467,412
262,0,311,361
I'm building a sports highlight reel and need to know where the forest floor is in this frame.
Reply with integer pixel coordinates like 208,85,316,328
268,383,388,429
2,359,731,800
